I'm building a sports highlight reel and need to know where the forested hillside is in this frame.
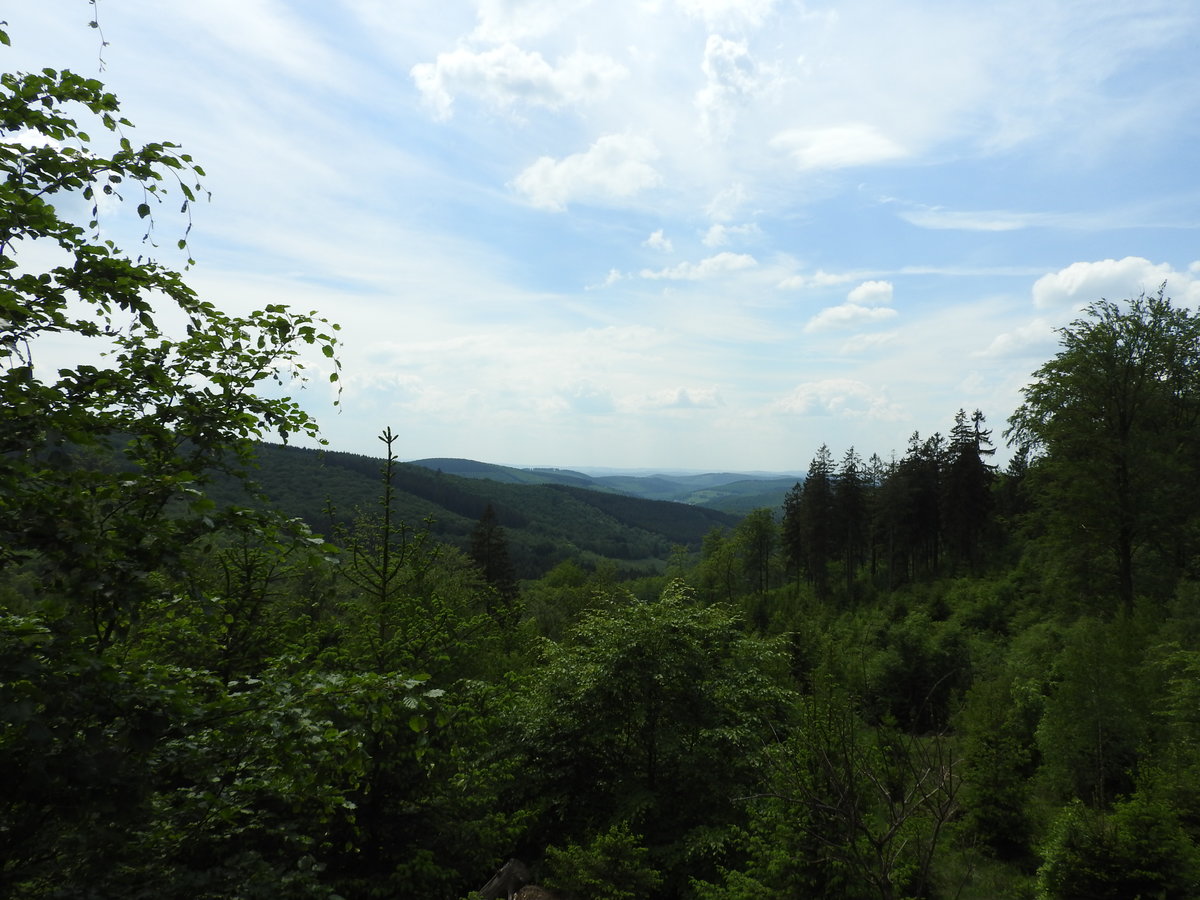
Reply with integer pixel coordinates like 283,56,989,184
7,20,1200,900
210,443,740,579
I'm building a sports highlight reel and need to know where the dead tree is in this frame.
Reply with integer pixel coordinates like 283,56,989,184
478,859,531,900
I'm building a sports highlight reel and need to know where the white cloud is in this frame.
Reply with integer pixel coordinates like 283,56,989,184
900,206,1062,231
695,34,764,140
640,251,757,280
675,0,777,30
804,280,896,333
804,303,898,333
840,331,899,354
471,0,593,42
771,125,907,170
1,129,60,149
586,268,624,289
512,134,661,211
561,382,616,415
773,378,904,420
847,280,893,306
702,222,761,247
643,229,673,251
778,269,863,290
979,318,1056,358
1032,256,1200,309
411,43,627,120
645,386,722,409
706,183,748,222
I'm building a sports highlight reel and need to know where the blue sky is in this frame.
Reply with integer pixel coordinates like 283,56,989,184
9,0,1200,471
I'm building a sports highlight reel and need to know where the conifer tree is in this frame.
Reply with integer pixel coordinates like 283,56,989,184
943,409,996,571
470,503,519,614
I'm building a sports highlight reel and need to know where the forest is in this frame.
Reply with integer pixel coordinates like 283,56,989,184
6,18,1200,900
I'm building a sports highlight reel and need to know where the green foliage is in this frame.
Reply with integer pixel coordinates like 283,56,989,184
957,672,1039,859
1035,617,1149,806
542,822,663,900
1036,794,1200,899
752,682,961,900
506,580,794,895
1008,289,1200,611
0,25,340,645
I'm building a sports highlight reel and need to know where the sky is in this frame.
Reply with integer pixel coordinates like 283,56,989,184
7,0,1200,472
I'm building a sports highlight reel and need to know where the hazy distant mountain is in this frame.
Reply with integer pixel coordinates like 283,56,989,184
407,457,801,513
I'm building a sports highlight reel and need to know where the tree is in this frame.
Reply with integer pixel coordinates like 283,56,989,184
798,445,836,600
742,682,961,900
781,481,804,591
735,507,776,599
507,581,794,896
470,502,520,616
1007,289,1200,611
835,447,869,596
0,20,357,895
0,28,341,642
942,409,995,572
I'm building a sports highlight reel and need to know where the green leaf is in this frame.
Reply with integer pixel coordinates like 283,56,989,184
136,202,151,219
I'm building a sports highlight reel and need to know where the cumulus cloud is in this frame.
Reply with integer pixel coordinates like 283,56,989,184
804,280,897,332
640,251,757,280
771,125,907,170
702,222,761,247
643,229,673,251
1,129,60,149
512,134,661,211
773,378,904,420
847,280,894,306
1031,256,1200,309
805,304,897,332
411,43,626,120
695,35,765,140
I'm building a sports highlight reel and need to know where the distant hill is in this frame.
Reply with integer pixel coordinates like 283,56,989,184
408,457,801,512
218,444,742,580
409,457,609,490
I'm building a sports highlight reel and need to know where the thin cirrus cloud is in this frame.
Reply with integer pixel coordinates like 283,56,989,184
640,252,757,281
773,378,904,421
771,125,907,170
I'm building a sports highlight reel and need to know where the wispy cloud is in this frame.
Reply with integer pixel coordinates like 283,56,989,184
771,125,907,170
640,252,757,280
